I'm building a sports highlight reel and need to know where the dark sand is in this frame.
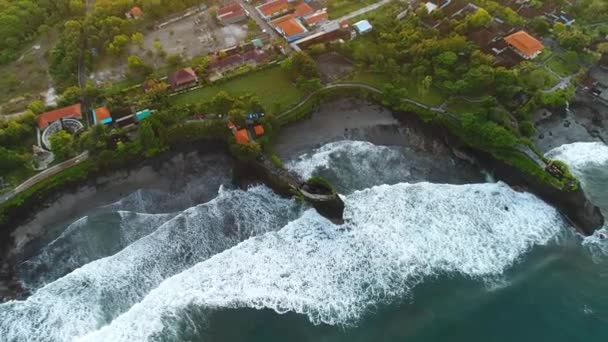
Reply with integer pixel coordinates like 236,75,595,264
534,91,608,154
274,97,484,185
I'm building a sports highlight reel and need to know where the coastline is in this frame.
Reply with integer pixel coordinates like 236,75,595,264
274,97,484,185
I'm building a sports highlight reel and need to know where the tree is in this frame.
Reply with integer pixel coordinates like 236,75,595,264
166,54,184,68
192,55,210,75
468,8,492,28
282,51,319,81
419,76,433,95
0,146,27,174
127,55,151,77
49,130,75,161
58,86,82,106
529,16,551,35
137,120,161,157
107,34,130,55
131,32,144,47
210,91,235,115
27,100,46,114
435,51,458,67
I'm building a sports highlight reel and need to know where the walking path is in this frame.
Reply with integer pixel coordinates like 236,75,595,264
333,0,393,22
0,152,89,204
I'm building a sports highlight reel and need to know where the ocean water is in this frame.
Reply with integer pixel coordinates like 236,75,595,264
1,141,607,341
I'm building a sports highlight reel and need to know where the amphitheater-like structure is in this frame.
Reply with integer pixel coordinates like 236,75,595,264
41,119,84,150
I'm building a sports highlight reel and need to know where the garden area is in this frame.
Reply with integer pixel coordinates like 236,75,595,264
327,0,379,19
171,65,305,113
545,55,580,77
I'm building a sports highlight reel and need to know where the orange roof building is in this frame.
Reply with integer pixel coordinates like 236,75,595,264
234,129,251,144
254,125,265,137
128,6,144,19
304,10,329,26
272,15,308,42
92,106,113,125
504,30,544,60
293,2,314,17
37,103,83,130
256,0,289,19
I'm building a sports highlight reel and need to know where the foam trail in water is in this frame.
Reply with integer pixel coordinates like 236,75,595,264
0,186,300,342
18,211,177,291
80,182,567,342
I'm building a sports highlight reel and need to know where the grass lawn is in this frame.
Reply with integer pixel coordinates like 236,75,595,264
446,98,480,114
328,0,378,19
171,66,304,113
546,56,579,77
347,71,446,107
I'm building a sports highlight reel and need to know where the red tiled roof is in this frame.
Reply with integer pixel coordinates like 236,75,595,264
218,2,246,20
168,67,197,88
254,125,265,136
130,6,143,18
257,0,288,17
305,11,328,25
94,106,111,123
235,129,250,144
273,15,306,37
38,103,82,129
504,30,544,57
293,2,314,17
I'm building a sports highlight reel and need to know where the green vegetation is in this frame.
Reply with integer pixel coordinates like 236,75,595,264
327,0,377,19
307,176,336,194
171,66,304,114
546,56,579,77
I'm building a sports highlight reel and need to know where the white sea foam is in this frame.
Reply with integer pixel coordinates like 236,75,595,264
287,140,399,179
80,182,567,341
0,186,298,342
546,142,608,257
18,211,177,290
546,142,608,172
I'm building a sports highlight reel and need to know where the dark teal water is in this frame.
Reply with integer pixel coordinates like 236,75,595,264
170,242,607,342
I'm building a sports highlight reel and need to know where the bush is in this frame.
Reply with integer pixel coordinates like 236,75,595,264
307,176,335,193
519,121,537,137
270,154,283,168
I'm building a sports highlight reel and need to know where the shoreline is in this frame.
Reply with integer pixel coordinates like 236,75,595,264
1,94,604,301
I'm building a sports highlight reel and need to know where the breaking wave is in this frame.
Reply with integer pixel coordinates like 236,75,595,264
286,140,479,193
546,142,608,257
80,182,567,341
18,211,177,291
0,186,300,342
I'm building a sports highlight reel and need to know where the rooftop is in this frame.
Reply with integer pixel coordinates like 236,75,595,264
273,15,307,37
305,11,328,25
257,0,288,17
353,20,372,33
218,2,246,21
93,106,112,125
168,68,198,88
130,6,143,18
38,103,82,129
235,129,250,144
504,30,544,57
293,2,314,17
